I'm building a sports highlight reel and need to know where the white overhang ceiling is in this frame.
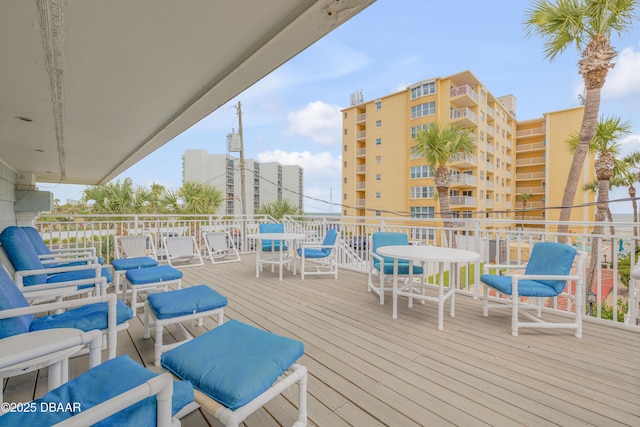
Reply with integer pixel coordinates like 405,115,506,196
0,0,375,185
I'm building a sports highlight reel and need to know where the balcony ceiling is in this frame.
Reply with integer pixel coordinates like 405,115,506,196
0,0,374,185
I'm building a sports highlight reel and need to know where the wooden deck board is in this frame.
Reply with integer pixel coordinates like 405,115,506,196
3,255,639,426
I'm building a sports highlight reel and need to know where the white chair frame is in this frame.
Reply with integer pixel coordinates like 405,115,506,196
203,231,241,265
297,237,339,280
113,234,159,293
482,251,587,337
164,236,204,268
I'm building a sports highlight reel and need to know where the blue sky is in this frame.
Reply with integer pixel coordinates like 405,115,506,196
42,0,640,213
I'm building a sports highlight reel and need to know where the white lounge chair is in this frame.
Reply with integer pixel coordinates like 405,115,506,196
112,234,160,294
203,231,241,264
163,236,204,268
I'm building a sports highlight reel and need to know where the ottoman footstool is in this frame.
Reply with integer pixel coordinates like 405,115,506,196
144,285,227,366
125,265,183,313
111,256,159,294
161,319,307,427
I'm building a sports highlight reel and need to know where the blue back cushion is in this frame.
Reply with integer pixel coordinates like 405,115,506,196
0,266,33,338
21,226,52,256
322,229,338,254
372,232,408,265
525,242,577,294
259,223,286,250
0,226,47,285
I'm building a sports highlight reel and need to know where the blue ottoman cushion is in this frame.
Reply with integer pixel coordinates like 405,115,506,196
112,256,159,271
161,319,304,411
0,355,193,427
126,265,182,285
148,285,227,320
30,299,133,332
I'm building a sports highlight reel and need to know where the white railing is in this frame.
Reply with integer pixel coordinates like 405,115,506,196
450,84,478,103
34,214,640,330
450,174,477,186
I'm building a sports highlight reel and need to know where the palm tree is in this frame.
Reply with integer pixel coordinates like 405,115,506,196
411,123,474,247
257,199,301,220
615,151,640,235
524,0,638,239
518,192,533,223
569,115,631,292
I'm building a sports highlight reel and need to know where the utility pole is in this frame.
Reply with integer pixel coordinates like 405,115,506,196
237,102,247,238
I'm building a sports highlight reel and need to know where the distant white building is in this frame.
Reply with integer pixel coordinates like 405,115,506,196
182,150,303,215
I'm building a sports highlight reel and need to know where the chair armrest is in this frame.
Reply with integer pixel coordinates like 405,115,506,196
0,329,102,371
0,292,115,320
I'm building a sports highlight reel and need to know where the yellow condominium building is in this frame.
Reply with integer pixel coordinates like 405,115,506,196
341,70,594,227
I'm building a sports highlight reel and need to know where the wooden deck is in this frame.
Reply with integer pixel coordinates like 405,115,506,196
3,255,640,426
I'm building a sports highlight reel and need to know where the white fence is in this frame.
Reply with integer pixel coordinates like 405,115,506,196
35,214,640,330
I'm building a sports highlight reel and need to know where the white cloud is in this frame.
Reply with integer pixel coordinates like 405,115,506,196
603,46,640,98
257,149,342,212
619,133,640,156
287,101,342,146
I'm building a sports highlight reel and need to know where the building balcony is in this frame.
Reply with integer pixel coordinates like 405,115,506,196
355,198,366,207
356,147,366,158
356,182,366,191
486,143,494,154
356,165,366,175
516,171,545,180
516,157,546,166
18,214,639,427
506,170,512,179
486,180,494,190
356,112,366,123
517,186,545,194
450,174,477,187
450,107,477,128
450,196,477,207
449,84,478,107
516,125,546,138
356,130,366,141
505,155,512,164
486,124,495,137
505,123,513,135
486,105,495,119
485,199,494,208
450,153,477,168
505,139,513,150
516,141,546,152
485,162,494,172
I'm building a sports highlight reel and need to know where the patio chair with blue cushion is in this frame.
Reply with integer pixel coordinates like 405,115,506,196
0,226,112,299
259,223,288,252
368,232,424,304
481,242,587,337
0,265,132,360
21,226,104,267
112,234,160,294
0,352,194,426
296,228,339,279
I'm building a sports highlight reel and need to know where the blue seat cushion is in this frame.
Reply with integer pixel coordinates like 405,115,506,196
162,319,304,411
126,265,182,285
112,256,159,271
46,267,113,287
297,248,329,258
148,285,227,320
373,259,424,275
480,274,561,297
30,299,133,332
261,241,288,252
0,355,194,427
0,267,33,339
